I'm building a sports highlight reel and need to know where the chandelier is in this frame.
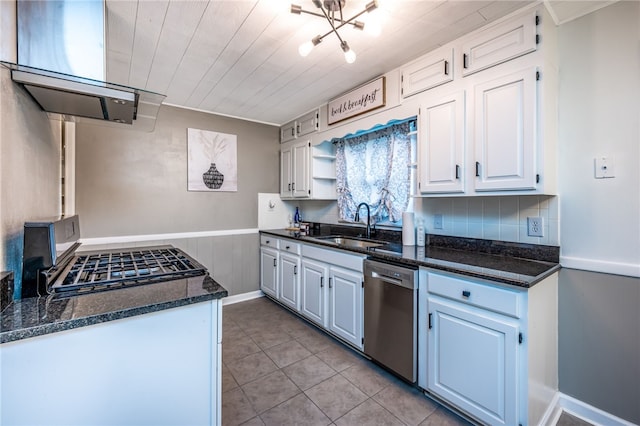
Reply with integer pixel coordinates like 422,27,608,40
291,0,379,64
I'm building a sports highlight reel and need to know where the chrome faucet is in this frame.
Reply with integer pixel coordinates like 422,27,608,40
354,202,373,239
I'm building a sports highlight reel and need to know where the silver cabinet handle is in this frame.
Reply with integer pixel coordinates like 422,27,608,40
273,259,277,267
329,277,333,288
320,277,324,288
294,265,297,275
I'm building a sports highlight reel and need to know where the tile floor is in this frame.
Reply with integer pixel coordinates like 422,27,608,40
221,296,591,426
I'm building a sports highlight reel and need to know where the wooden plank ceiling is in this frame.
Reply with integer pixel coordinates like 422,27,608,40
105,0,536,125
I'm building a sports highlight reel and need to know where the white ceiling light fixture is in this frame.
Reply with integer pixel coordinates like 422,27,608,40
291,0,378,64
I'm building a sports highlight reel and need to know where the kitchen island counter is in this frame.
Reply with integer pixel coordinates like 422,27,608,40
1,274,227,344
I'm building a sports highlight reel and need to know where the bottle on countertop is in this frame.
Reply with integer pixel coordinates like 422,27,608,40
294,207,300,227
416,218,425,247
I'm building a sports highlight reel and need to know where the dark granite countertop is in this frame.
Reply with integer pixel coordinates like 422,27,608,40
261,225,560,288
1,275,227,344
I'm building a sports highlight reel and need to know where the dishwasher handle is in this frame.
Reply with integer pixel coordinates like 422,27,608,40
370,271,403,286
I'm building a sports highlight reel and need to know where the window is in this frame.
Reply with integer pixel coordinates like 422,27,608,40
334,118,417,226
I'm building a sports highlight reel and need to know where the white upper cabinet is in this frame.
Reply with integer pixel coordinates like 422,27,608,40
297,110,319,137
402,47,454,98
461,12,537,76
280,140,310,199
474,67,537,191
410,6,556,196
281,120,297,143
280,110,319,143
418,91,465,194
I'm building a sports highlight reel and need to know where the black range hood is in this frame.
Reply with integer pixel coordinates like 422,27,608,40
5,0,165,130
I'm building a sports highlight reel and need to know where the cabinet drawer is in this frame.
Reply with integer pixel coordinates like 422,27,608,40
302,244,364,272
260,235,280,249
280,241,301,255
427,271,521,318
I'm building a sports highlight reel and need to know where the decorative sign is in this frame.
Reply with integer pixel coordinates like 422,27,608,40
327,77,386,125
188,128,238,192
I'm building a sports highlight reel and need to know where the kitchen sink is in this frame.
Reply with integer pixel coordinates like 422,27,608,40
312,236,385,249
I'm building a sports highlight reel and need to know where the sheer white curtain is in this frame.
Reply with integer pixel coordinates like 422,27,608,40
335,120,413,225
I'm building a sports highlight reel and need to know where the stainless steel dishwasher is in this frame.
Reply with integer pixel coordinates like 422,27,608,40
363,259,418,383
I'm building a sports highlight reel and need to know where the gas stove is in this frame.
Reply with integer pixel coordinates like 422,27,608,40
21,216,208,298
51,246,207,295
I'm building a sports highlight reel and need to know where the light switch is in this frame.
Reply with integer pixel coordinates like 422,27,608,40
595,156,615,179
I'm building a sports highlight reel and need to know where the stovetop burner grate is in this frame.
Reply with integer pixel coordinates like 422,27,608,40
52,246,207,294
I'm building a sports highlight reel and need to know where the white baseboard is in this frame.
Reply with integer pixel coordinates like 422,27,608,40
222,290,264,306
543,392,636,426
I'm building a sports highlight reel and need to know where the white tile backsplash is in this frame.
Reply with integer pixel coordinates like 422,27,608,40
416,195,559,246
295,195,559,246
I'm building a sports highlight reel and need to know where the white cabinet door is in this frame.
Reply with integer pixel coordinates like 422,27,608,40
260,247,278,299
292,141,310,198
474,67,537,191
281,120,297,143
297,110,319,137
428,297,519,426
328,266,363,349
279,253,300,310
281,145,293,197
462,12,537,76
418,91,465,194
402,47,453,98
300,259,328,326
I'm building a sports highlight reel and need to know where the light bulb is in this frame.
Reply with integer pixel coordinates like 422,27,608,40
298,40,314,57
344,48,356,64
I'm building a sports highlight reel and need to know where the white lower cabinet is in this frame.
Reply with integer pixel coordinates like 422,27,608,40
424,268,559,426
260,247,278,299
279,252,300,310
260,237,365,351
327,266,363,349
300,258,328,326
428,297,518,426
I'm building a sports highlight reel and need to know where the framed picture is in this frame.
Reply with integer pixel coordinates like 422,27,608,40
327,76,386,125
187,128,237,192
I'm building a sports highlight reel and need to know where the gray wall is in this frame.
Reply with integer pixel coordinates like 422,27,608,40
0,67,61,297
75,105,279,295
558,269,640,423
557,2,640,423
75,105,280,237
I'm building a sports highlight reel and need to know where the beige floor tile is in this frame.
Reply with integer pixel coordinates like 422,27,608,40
222,387,256,426
223,336,262,362
264,340,312,368
282,318,317,338
340,362,397,397
419,406,474,425
316,343,364,372
240,416,265,426
296,330,335,354
260,393,332,426
305,375,368,421
556,413,595,426
222,363,240,393
241,370,301,414
334,399,404,426
227,351,278,385
374,385,438,426
283,355,337,390
249,328,294,349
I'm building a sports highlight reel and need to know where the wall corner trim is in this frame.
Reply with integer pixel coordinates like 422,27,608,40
544,393,637,426
79,228,260,246
560,256,640,278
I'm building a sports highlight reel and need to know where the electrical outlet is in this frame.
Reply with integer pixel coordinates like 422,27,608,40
434,214,443,229
527,217,544,237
